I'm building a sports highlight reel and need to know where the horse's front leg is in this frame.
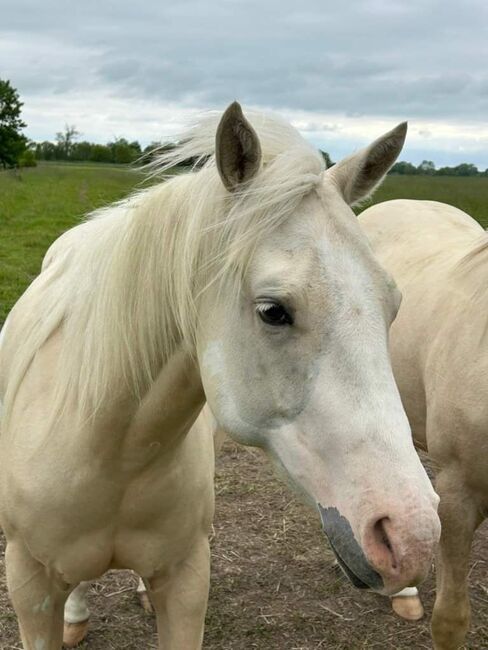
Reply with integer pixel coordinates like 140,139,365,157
147,535,210,650
431,469,483,650
5,540,71,650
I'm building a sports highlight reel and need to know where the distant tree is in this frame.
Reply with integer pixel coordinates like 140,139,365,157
418,160,435,175
91,144,112,163
129,140,141,154
452,163,478,177
109,138,140,164
71,140,95,162
18,147,37,167
0,79,27,168
436,166,451,176
35,141,57,161
389,161,418,175
55,124,80,159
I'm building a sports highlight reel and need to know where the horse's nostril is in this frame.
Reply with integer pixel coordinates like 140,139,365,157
373,518,397,570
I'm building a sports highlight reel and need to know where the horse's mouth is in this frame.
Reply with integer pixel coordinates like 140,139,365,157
328,540,371,590
317,504,383,591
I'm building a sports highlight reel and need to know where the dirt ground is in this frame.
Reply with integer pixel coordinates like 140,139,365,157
0,441,486,649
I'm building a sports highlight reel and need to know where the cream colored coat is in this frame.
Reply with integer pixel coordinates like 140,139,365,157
360,199,488,650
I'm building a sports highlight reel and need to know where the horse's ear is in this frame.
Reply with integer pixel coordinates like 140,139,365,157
327,122,407,205
216,101,262,191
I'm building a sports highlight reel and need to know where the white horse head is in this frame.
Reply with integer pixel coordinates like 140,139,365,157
192,104,440,594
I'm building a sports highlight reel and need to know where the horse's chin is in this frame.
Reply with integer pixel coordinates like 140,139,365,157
332,549,371,590
318,504,384,592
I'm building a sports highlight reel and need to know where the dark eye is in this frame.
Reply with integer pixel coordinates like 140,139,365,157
256,301,293,326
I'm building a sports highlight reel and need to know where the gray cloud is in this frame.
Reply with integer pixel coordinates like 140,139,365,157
1,0,488,165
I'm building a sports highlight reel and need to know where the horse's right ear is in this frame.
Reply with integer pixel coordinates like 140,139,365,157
327,122,407,206
216,102,262,191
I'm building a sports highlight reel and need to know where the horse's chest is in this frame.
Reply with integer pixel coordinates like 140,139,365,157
0,435,214,582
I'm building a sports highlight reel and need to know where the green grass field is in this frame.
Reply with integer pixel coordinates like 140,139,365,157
361,175,488,226
0,163,144,323
1,165,488,324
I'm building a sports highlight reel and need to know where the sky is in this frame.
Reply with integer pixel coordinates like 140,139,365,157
2,0,488,168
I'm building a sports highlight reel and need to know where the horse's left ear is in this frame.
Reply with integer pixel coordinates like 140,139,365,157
327,122,407,206
216,101,262,191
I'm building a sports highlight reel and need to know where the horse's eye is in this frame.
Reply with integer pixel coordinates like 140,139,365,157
256,302,293,326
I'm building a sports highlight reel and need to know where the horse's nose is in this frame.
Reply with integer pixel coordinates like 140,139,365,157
318,504,384,590
363,517,399,577
318,503,440,594
361,507,440,593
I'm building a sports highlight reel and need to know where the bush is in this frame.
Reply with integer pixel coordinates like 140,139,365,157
18,149,37,167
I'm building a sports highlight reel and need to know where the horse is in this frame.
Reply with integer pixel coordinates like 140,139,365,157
359,199,488,650
0,103,440,650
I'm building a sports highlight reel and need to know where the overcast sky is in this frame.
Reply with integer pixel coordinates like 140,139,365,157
2,0,488,168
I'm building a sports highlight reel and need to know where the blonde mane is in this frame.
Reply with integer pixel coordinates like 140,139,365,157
3,111,324,424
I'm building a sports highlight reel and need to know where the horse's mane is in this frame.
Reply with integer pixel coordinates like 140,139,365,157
3,110,325,425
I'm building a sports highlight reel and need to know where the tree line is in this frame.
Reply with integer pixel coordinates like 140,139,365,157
389,159,488,177
35,126,147,165
1,78,486,176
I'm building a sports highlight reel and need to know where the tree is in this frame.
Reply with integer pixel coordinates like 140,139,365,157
35,141,57,161
389,161,418,175
108,138,141,164
0,79,27,168
91,144,112,163
418,160,435,175
70,140,95,162
19,146,37,167
55,124,80,160
453,163,478,177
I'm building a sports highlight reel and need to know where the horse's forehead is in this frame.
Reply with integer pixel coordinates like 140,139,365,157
253,198,372,285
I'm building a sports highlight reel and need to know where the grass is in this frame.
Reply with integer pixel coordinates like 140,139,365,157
2,166,488,325
361,175,488,227
0,163,144,323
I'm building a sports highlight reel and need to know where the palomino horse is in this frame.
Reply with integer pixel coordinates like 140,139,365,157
0,104,440,650
360,199,488,650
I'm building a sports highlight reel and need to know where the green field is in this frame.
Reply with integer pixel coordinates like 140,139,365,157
1,165,488,324
0,164,144,323
361,175,488,226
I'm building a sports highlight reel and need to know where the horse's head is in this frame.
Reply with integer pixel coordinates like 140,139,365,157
197,103,440,595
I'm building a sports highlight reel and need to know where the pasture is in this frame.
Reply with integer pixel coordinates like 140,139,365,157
0,164,487,649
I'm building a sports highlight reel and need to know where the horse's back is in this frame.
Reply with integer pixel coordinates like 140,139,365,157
361,200,484,276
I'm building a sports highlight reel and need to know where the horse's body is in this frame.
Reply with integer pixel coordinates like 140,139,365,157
360,199,488,650
0,105,440,650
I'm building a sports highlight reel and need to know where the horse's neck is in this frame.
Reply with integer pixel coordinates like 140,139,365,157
77,347,205,473
121,347,205,457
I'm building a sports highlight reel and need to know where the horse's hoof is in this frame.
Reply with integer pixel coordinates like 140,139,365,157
63,619,89,647
391,595,424,621
138,590,153,613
